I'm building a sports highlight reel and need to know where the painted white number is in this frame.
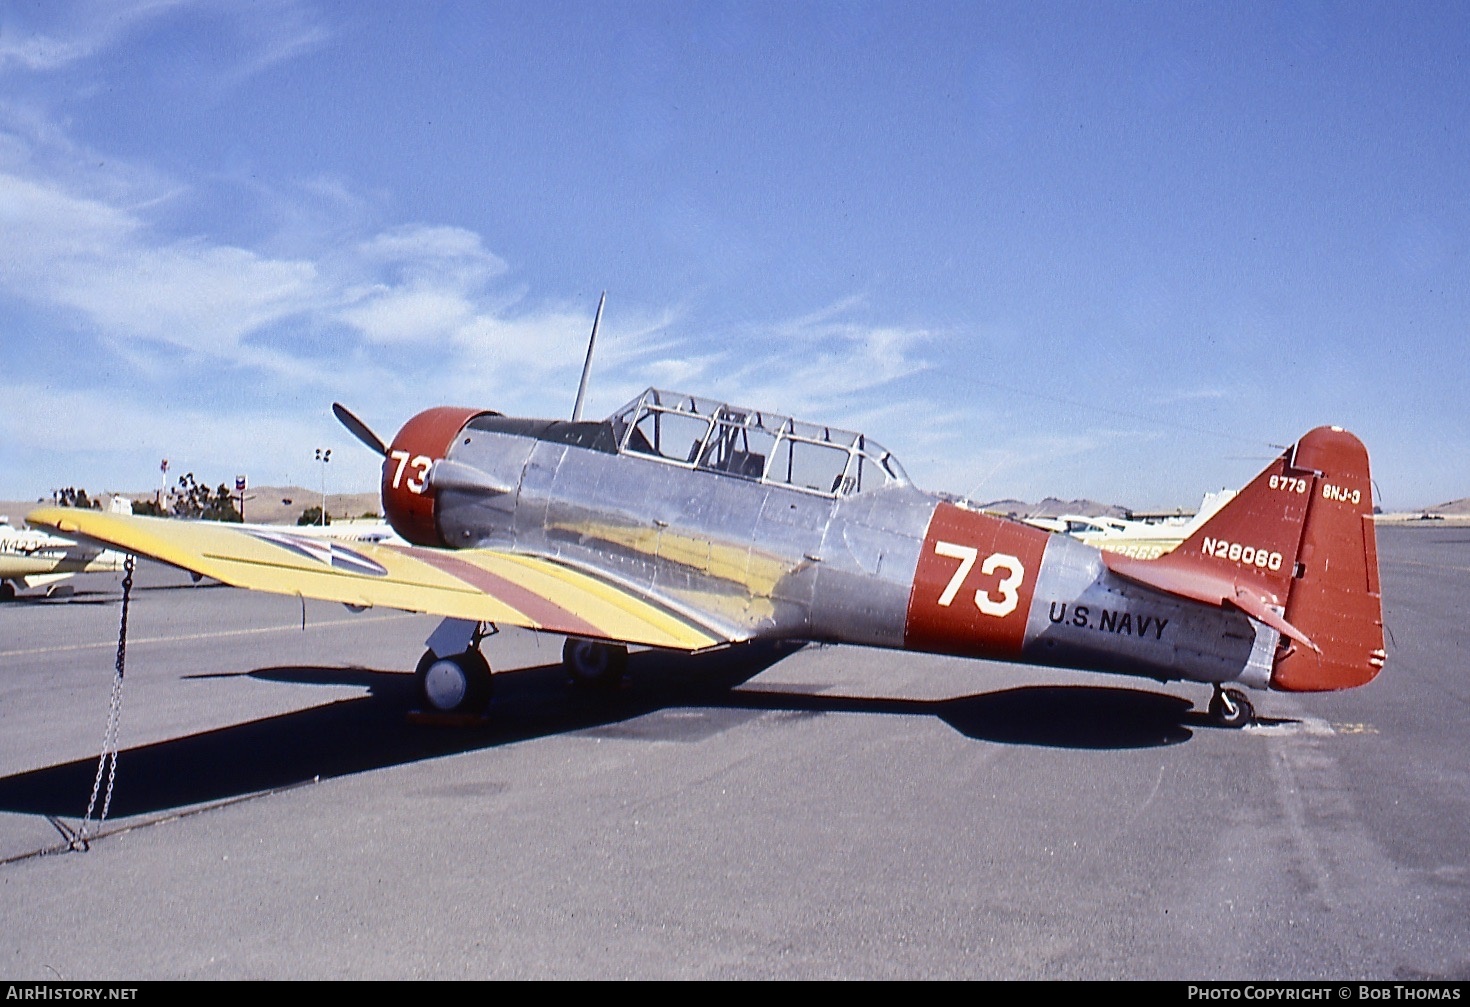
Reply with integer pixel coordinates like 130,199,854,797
1268,474,1308,494
934,541,1026,618
390,450,433,494
934,541,978,606
977,552,1024,617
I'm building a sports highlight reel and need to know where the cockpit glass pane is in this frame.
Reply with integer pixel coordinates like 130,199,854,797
881,452,909,485
625,407,712,464
768,437,850,494
697,420,777,479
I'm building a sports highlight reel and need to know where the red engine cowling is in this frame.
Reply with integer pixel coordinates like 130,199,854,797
381,406,485,546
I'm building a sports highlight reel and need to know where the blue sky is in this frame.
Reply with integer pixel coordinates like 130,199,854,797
1,1,1465,510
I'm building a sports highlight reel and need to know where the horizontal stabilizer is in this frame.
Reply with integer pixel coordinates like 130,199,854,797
1102,552,1318,651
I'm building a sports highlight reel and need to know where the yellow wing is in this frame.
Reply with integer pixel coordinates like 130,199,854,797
25,508,728,651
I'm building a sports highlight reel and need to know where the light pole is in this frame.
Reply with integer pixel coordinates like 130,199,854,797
314,448,331,525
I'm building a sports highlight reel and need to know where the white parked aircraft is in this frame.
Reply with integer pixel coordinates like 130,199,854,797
1022,491,1236,560
1,496,131,599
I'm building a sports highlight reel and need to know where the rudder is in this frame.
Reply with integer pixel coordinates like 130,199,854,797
1271,426,1385,691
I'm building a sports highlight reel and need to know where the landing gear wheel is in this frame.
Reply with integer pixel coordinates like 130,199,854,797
1209,686,1254,729
0,582,15,602
415,649,492,715
563,638,628,690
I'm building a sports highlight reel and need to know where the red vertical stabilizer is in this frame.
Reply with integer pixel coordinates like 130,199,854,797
1102,426,1384,692
1271,427,1384,691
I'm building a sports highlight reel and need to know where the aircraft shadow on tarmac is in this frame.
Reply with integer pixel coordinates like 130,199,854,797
6,580,226,607
0,642,1213,821
7,590,115,607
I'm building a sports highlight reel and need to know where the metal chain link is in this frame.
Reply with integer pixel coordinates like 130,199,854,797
75,553,134,851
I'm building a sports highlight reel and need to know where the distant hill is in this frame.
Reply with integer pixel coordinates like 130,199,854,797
976,497,1131,519
234,486,381,525
1429,497,1470,516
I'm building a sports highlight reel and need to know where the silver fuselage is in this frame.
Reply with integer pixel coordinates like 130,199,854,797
433,425,1275,691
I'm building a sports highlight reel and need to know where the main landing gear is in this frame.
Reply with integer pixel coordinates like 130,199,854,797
411,621,633,721
415,649,493,716
1208,685,1255,729
562,638,629,690
413,619,495,719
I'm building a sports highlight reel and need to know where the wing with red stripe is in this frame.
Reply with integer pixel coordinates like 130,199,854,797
25,508,730,651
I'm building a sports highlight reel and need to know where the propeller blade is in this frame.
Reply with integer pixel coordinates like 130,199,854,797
333,403,388,457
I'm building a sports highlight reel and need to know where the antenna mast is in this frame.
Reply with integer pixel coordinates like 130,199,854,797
571,291,606,422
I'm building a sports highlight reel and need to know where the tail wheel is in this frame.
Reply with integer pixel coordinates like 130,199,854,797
416,649,492,714
563,638,628,690
1209,686,1254,729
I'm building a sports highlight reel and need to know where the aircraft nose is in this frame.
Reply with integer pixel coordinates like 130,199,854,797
382,406,486,546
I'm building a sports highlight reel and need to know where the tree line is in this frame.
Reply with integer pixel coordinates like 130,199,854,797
56,474,242,522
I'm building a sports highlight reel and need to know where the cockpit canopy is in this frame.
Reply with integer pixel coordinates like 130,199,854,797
608,388,910,498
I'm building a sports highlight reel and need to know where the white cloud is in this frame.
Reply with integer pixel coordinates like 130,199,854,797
222,1,330,83
626,299,936,424
358,224,507,276
0,1,325,83
0,172,133,249
1150,386,1229,406
339,224,514,346
0,171,322,354
0,33,91,73
340,286,476,346
0,1,189,73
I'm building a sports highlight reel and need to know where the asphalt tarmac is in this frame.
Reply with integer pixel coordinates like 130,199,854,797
0,526,1466,980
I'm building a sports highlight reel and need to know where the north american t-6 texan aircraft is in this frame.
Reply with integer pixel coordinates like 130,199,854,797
27,348,1384,730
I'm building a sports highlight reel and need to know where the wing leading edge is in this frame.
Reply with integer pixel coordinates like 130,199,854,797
25,508,728,652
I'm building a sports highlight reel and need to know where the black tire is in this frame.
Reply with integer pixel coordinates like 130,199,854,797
0,581,15,602
415,649,492,714
563,638,628,690
1209,687,1254,729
